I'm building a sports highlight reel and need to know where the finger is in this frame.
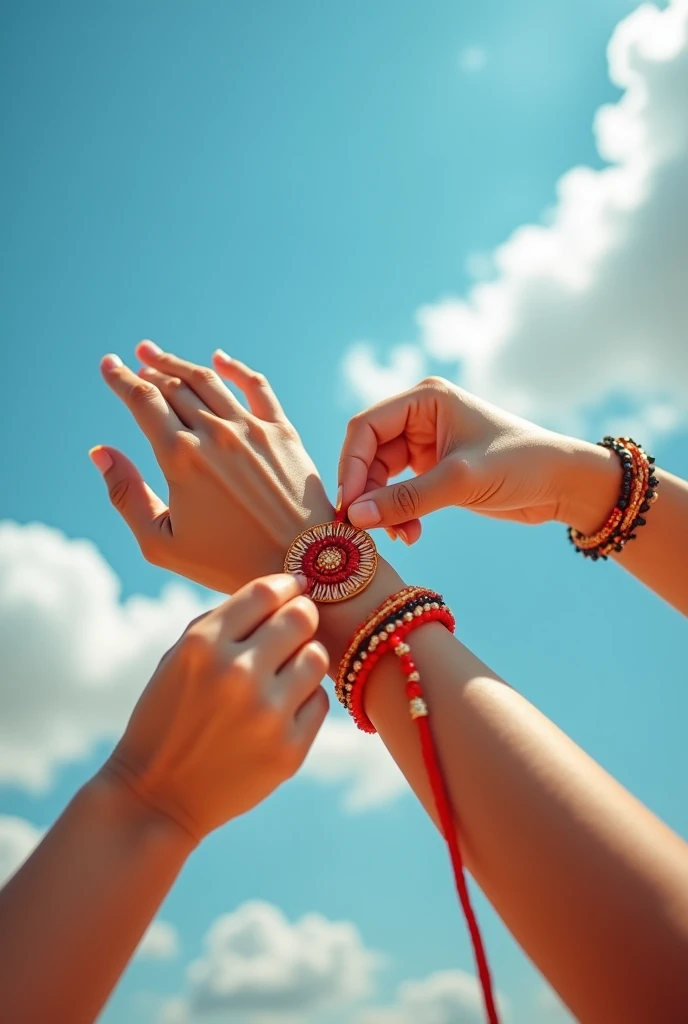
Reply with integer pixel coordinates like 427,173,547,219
100,354,183,453
248,595,319,673
393,519,423,546
348,459,464,529
138,366,210,430
88,445,172,563
212,349,285,422
362,438,421,546
136,341,242,420
338,392,419,509
291,685,329,750
218,573,309,644
276,640,329,713
363,436,410,492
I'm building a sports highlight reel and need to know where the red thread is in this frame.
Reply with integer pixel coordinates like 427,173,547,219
413,710,500,1024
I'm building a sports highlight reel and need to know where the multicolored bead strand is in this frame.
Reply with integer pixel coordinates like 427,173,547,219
568,436,658,560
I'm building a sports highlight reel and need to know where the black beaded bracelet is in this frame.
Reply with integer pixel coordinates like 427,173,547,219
567,436,658,560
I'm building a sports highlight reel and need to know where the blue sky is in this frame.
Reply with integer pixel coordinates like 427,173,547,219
2,1,687,1022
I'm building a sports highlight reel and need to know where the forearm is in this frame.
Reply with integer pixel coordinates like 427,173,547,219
556,438,688,616
319,560,688,1022
0,770,194,1024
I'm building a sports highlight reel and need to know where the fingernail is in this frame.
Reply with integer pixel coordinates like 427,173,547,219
140,339,162,355
396,527,411,546
385,527,398,541
348,499,381,528
290,571,309,592
335,485,343,511
89,446,114,474
214,348,231,362
101,353,123,372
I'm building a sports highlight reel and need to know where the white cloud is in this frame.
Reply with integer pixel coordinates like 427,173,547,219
0,521,213,791
342,343,426,407
302,717,407,812
345,0,688,445
137,920,180,961
0,815,42,887
458,47,487,74
163,901,382,1022
357,969,507,1024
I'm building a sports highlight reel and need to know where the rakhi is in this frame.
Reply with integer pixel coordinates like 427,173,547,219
284,512,500,1024
284,508,377,602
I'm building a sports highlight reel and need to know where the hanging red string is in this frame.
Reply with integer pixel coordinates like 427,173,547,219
413,706,500,1024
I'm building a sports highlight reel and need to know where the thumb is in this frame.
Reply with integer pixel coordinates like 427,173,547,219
89,445,172,563
347,459,463,530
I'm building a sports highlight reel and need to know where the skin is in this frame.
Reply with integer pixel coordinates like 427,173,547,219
4,351,685,1022
0,573,329,1024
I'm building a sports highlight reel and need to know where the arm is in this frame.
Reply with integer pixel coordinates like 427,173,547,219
0,575,328,1024
319,559,688,1024
337,377,688,617
0,774,192,1024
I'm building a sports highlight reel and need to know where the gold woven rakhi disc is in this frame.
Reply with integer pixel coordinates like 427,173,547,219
284,520,378,603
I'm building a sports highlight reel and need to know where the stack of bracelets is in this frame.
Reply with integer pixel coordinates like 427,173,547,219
568,436,658,559
285,513,501,1024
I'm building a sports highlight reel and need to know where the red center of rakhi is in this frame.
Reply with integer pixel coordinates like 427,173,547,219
300,535,360,583
284,519,377,603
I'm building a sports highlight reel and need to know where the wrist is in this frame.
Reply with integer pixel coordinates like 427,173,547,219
553,437,623,535
85,763,198,860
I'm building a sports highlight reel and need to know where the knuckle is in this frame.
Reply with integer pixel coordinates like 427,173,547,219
180,625,214,667
346,411,366,436
108,476,131,512
190,365,217,388
392,481,423,518
247,418,269,443
165,376,186,395
250,577,281,608
420,374,450,391
249,370,269,389
229,653,258,691
204,416,241,448
129,380,158,404
274,419,299,442
284,596,318,635
302,642,329,677
166,430,200,467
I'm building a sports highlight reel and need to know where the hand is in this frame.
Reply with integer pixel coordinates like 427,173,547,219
338,377,620,543
90,343,333,593
102,573,329,841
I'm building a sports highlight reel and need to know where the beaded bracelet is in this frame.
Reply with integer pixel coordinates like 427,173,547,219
337,590,500,1024
335,590,450,729
568,436,658,560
